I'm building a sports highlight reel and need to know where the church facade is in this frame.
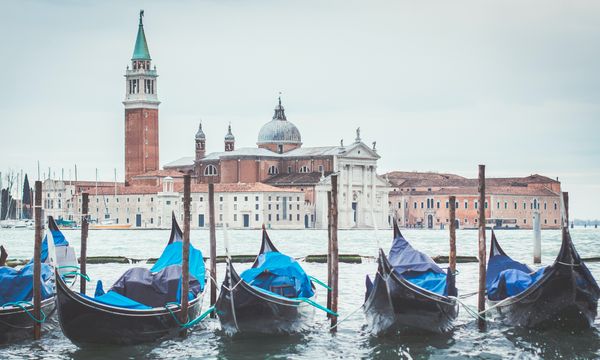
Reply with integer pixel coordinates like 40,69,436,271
165,98,393,229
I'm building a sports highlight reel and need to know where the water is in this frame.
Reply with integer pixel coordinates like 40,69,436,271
1,228,599,359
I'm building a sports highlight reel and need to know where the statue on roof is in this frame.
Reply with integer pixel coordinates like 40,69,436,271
355,127,361,143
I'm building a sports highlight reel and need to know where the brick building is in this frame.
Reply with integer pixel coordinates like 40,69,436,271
387,172,562,229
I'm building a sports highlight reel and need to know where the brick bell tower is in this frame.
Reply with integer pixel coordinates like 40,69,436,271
123,10,160,185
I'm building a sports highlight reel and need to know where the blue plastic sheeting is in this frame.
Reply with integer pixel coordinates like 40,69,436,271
241,252,315,299
402,271,448,296
486,254,533,290
388,233,444,275
487,267,547,301
85,290,152,310
150,241,205,291
0,263,54,305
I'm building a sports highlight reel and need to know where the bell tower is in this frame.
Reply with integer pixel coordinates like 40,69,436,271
224,124,235,152
123,10,160,184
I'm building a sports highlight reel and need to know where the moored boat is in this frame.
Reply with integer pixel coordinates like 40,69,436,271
55,213,207,345
0,217,78,344
364,222,458,335
486,229,600,329
216,226,329,335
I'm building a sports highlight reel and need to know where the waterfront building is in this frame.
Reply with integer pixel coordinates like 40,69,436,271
43,178,305,229
387,172,562,229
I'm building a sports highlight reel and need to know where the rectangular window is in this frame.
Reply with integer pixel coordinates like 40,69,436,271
465,201,468,209
220,196,224,202
554,203,557,210
268,204,272,210
523,202,526,209
268,214,272,221
297,214,300,221
255,214,259,221
414,202,417,209
436,201,440,209
255,196,259,201
255,204,259,210
485,201,488,209
504,202,507,209
497,202,500,209
398,203,401,209
455,202,459,209
288,166,292,173
276,214,280,221
234,196,237,202
514,202,517,210
445,201,449,209
219,214,223,221
244,196,248,201
420,202,424,209
544,202,547,210
234,214,237,221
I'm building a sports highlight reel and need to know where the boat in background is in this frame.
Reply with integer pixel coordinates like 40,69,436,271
90,219,132,230
486,229,600,329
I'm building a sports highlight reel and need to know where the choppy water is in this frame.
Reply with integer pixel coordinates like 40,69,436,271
1,228,599,359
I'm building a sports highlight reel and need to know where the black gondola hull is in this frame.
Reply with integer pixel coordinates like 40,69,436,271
364,268,458,335
215,266,314,335
55,274,202,346
489,263,598,329
0,298,56,344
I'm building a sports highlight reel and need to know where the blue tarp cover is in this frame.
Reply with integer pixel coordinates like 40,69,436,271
388,232,449,295
241,252,314,299
151,241,205,290
85,290,152,310
36,227,70,264
0,263,54,305
487,256,547,301
403,271,448,296
388,233,444,275
87,241,205,309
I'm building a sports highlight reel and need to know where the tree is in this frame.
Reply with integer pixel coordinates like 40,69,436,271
22,174,31,219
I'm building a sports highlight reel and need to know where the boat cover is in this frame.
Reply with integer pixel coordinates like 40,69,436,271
241,252,314,298
389,232,444,275
388,232,449,295
0,263,54,305
108,265,202,308
151,241,205,288
403,271,448,296
486,254,547,301
87,241,205,309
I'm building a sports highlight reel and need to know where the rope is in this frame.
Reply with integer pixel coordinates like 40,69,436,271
448,296,486,322
330,303,364,330
557,261,581,267
459,290,481,299
296,297,338,317
61,271,90,282
164,303,215,329
56,265,80,270
1,301,47,323
309,276,332,291
221,278,244,292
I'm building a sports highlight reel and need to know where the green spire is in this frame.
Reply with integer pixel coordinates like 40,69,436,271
132,10,151,61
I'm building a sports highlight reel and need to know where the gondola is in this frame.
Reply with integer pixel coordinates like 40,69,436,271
215,226,326,335
486,228,599,328
55,213,206,345
0,217,78,344
364,221,458,335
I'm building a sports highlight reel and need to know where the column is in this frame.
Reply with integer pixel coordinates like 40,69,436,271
371,166,376,228
362,164,367,227
347,164,352,227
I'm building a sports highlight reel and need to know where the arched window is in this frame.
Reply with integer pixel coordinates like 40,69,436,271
268,166,279,175
204,165,218,176
299,166,310,173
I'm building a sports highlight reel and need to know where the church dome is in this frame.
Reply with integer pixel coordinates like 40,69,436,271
257,98,302,145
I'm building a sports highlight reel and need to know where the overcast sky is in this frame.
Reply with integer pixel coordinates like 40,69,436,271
1,0,599,218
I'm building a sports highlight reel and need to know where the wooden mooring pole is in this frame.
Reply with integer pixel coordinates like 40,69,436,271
477,165,487,329
33,181,42,340
448,195,457,274
180,174,191,336
80,193,89,295
329,174,339,331
208,182,217,317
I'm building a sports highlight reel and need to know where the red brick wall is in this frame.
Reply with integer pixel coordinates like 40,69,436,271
125,108,159,183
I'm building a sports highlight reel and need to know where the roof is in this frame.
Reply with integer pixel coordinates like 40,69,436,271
164,156,195,169
132,11,151,61
264,172,330,186
91,183,301,196
386,172,559,188
195,123,205,140
393,186,559,197
130,169,184,179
